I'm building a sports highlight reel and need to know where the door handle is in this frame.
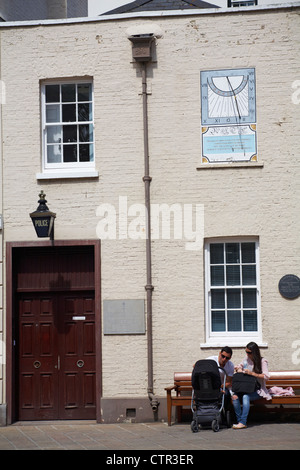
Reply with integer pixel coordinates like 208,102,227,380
77,360,84,368
33,360,41,369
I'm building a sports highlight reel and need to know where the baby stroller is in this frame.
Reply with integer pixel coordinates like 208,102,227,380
191,359,231,432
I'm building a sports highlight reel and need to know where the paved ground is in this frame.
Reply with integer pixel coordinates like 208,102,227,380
0,419,299,451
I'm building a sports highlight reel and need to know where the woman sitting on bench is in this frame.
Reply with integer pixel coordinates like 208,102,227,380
232,342,271,429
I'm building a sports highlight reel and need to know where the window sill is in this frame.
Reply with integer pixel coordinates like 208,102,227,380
36,170,99,180
200,342,268,349
197,162,264,170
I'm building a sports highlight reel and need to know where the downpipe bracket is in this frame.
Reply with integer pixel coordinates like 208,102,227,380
145,284,154,291
143,175,152,183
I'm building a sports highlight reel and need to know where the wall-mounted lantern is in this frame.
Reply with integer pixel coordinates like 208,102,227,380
30,191,56,239
128,34,154,62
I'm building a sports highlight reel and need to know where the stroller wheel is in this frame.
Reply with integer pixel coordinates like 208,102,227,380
191,420,199,433
212,420,220,432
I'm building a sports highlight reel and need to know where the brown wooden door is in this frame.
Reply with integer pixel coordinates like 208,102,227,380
58,293,96,419
18,292,96,420
18,294,59,420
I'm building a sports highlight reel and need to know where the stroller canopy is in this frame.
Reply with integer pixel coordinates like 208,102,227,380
192,359,222,391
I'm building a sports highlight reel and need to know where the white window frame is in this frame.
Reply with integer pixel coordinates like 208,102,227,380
38,79,98,180
202,237,264,347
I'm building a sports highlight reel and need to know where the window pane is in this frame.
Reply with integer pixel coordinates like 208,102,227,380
78,83,92,101
211,266,224,286
210,243,224,264
226,265,240,285
228,310,241,331
63,125,77,143
208,240,259,336
226,243,240,263
79,144,93,162
227,289,241,308
46,104,60,123
212,311,225,331
78,103,92,121
47,125,61,143
43,81,94,169
79,124,93,142
241,242,256,263
211,289,225,309
243,310,257,331
62,84,76,102
47,144,61,163
89,144,94,162
63,144,77,162
243,289,257,308
46,85,59,103
62,104,76,122
242,265,256,285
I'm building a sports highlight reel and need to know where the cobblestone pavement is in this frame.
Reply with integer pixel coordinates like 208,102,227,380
0,420,299,451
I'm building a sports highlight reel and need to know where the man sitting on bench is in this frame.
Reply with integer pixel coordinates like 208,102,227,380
206,346,234,409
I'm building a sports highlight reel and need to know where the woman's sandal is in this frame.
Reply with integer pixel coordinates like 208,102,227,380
232,423,247,429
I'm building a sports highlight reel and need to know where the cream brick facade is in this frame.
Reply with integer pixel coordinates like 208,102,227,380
0,5,299,423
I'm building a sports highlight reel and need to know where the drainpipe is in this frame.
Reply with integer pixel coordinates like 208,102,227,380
128,35,159,414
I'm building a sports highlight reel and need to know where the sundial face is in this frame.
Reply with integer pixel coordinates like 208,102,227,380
200,68,257,163
201,68,256,125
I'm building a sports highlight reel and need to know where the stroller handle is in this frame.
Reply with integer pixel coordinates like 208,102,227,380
218,366,227,388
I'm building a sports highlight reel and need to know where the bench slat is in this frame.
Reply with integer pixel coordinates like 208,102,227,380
174,382,192,388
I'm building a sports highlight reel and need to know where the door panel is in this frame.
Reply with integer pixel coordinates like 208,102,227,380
18,292,96,420
59,293,96,419
18,295,58,420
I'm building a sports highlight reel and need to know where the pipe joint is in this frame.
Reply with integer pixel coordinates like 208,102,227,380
142,175,152,183
145,284,154,291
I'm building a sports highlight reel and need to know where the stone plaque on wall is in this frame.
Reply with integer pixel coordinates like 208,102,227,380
103,300,145,334
278,275,300,299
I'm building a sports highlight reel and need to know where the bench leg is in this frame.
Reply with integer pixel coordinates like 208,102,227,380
166,392,172,426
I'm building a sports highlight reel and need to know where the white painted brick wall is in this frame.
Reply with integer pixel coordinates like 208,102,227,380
0,7,299,401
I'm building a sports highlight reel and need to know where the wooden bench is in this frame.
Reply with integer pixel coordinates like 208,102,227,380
165,371,300,426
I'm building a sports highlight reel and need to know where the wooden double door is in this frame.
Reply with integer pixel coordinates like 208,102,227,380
18,291,96,420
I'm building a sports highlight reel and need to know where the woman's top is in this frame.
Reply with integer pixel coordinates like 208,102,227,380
237,356,272,400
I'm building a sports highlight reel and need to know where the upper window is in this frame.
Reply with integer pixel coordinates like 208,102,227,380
204,239,262,346
41,80,95,176
228,0,257,7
